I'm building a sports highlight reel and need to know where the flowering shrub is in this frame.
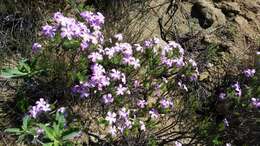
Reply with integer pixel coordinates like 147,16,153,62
2,10,259,146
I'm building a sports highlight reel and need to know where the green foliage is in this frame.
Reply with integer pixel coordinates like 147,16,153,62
5,111,80,145
0,59,43,79
5,115,36,143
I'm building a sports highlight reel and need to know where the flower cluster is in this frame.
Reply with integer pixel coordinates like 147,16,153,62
161,41,185,68
32,10,202,140
29,98,51,118
105,107,146,136
34,11,105,53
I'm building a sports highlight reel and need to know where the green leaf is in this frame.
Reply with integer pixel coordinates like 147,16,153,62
55,112,65,129
18,59,31,73
43,143,54,146
62,40,80,50
0,68,28,79
41,125,56,141
53,123,62,139
17,134,26,143
5,128,21,134
62,131,80,141
22,115,30,130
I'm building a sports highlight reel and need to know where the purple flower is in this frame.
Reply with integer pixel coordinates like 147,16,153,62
175,141,182,146
178,81,188,91
219,93,226,100
88,52,103,62
190,73,198,81
137,99,147,108
61,26,74,40
139,121,146,131
161,57,174,67
72,83,90,98
116,84,128,96
35,128,44,138
102,93,114,104
122,56,140,69
110,69,122,80
243,69,256,78
251,98,260,108
80,11,104,30
80,41,89,50
168,41,182,50
118,107,129,119
226,143,231,146
104,47,116,59
188,59,197,67
89,64,110,90
173,57,185,67
36,98,51,112
105,111,117,125
149,109,159,119
134,80,141,88
108,126,117,136
232,82,242,97
32,43,42,53
58,107,66,113
257,51,260,55
41,24,56,38
29,98,51,118
144,40,153,48
223,118,229,127
118,43,132,56
160,98,173,109
121,73,126,84
134,44,144,52
114,33,123,41
153,37,160,45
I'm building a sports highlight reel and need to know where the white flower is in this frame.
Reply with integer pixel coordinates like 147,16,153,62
105,111,117,125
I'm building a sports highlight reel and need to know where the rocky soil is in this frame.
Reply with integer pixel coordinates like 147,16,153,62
124,0,260,89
